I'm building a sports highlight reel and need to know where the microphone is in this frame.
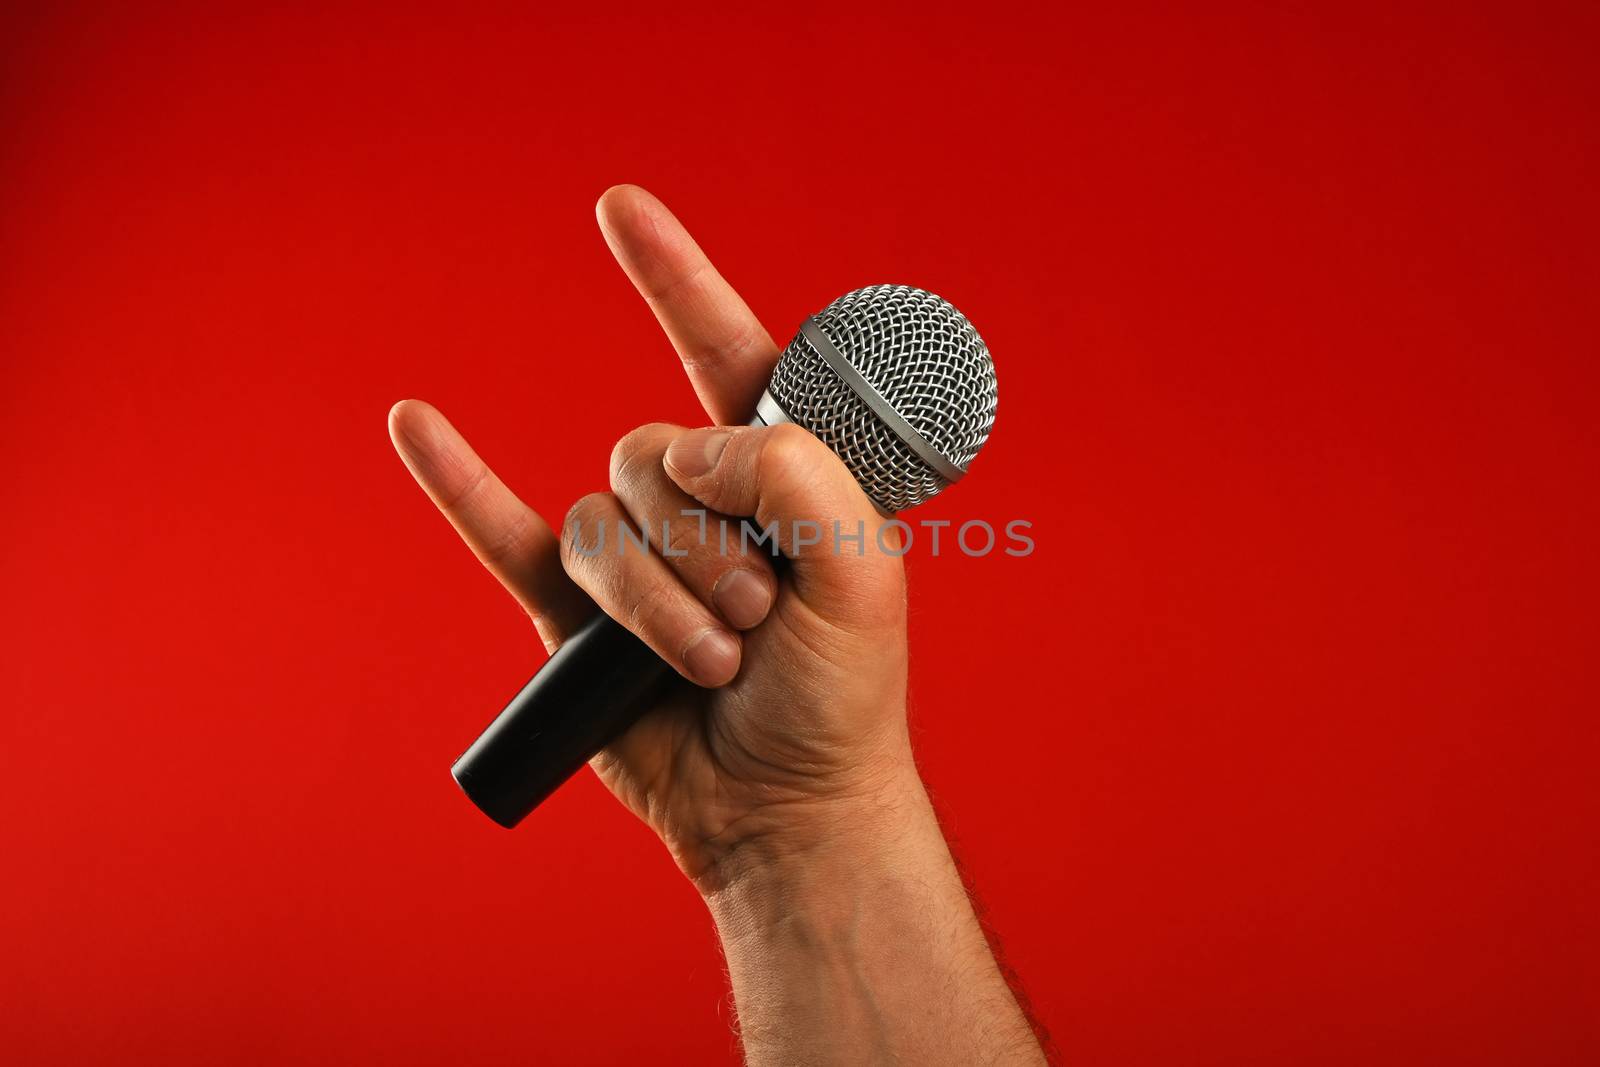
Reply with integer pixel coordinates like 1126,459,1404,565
451,285,999,827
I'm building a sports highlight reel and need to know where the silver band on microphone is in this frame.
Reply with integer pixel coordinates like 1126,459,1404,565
798,317,967,485
750,390,793,428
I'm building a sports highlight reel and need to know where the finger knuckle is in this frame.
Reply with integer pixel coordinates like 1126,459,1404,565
479,507,536,568
662,517,705,562
609,423,680,492
560,493,614,570
439,462,492,513
758,424,816,494
665,501,715,542
620,582,671,639
685,321,765,371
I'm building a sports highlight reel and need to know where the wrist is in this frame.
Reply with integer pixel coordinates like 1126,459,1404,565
675,726,927,897
698,763,1045,1065
696,759,940,915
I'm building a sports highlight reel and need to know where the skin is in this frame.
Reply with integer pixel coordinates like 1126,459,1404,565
389,185,1045,1065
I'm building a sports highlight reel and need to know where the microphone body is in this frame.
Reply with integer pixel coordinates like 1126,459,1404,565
451,609,672,826
451,285,997,827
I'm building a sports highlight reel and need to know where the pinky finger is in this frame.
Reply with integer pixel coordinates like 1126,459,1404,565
387,399,592,649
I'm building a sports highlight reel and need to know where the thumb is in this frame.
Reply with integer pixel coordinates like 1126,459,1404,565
663,424,904,627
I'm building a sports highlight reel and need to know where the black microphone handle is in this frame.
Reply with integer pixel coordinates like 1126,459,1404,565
451,610,675,827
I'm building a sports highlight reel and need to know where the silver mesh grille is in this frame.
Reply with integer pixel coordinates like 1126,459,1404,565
766,285,998,512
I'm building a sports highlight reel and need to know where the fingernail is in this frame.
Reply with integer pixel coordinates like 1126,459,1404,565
531,615,562,656
713,569,772,630
682,627,741,686
665,430,730,478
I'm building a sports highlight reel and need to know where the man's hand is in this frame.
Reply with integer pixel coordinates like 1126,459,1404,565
387,185,910,887
389,185,1045,1064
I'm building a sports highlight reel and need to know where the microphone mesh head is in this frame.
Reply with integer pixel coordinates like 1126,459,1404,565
767,285,998,512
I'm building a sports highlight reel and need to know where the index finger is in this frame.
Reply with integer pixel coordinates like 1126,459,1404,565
595,184,780,426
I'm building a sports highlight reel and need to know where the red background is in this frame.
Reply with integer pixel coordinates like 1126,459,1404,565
3,3,1596,1063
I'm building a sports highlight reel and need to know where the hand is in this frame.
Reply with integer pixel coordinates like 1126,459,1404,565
391,185,1045,1064
388,185,914,889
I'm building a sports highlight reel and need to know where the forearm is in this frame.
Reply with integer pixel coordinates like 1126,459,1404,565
703,768,1045,1066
